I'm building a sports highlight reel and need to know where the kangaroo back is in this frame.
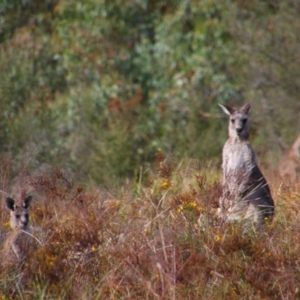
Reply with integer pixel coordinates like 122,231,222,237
278,133,300,180
218,102,274,224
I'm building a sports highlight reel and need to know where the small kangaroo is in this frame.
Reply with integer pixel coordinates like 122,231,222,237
218,102,274,224
1,196,33,267
278,133,300,180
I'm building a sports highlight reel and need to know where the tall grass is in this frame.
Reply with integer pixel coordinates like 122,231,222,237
0,154,299,299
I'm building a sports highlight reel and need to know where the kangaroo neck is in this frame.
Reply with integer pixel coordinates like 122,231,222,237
228,135,249,143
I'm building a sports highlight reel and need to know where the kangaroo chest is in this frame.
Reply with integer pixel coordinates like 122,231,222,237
223,142,255,175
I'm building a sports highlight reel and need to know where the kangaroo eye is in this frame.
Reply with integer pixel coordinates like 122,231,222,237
230,119,234,123
15,215,20,219
242,118,247,124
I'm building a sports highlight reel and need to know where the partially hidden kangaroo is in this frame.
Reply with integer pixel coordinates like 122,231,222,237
278,133,300,180
218,102,274,224
1,196,33,267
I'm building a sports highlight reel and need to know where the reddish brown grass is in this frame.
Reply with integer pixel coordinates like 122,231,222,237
0,157,300,299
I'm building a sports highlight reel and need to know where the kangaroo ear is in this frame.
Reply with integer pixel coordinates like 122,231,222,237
5,198,16,211
240,102,251,115
218,103,235,116
23,196,32,209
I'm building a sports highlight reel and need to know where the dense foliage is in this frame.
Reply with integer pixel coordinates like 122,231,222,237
1,0,299,184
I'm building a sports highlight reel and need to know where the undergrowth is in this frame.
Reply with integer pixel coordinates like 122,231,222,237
0,155,299,300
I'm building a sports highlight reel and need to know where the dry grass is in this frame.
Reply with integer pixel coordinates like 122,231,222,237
0,155,300,300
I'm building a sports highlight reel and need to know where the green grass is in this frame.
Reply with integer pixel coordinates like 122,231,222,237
0,157,300,300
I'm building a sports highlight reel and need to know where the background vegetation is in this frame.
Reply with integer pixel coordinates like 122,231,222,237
0,0,300,298
1,0,299,185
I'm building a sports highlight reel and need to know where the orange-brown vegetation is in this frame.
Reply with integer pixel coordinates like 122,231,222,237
0,155,300,299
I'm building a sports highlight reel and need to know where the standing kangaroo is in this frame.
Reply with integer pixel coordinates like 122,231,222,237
1,196,33,267
218,102,274,224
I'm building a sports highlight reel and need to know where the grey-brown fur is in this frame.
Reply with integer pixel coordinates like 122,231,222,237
218,102,274,224
278,133,300,180
1,196,33,267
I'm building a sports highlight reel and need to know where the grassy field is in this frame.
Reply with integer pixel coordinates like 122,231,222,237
0,154,299,300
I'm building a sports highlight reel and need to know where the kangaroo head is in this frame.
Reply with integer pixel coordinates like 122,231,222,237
5,196,32,230
219,102,251,140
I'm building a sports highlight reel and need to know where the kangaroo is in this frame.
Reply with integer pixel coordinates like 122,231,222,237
218,102,274,224
1,196,33,267
278,133,300,180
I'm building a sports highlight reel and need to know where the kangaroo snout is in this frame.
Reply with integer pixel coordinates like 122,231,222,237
235,119,245,133
20,215,29,227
